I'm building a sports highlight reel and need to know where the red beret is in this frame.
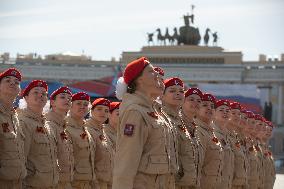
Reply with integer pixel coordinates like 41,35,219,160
265,121,274,128
22,80,48,97
254,114,265,121
123,57,150,85
154,67,165,76
50,86,72,100
201,93,216,105
164,77,184,89
185,87,203,98
110,102,121,112
245,111,255,118
230,101,242,110
72,92,90,102
216,99,231,109
92,98,110,109
0,68,22,81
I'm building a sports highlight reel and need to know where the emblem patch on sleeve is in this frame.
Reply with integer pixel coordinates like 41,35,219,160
124,124,135,136
2,123,10,133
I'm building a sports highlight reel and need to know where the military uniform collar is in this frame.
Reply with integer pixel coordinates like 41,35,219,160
104,124,116,134
46,111,65,126
162,105,179,119
19,108,45,123
122,91,152,109
86,117,103,132
0,101,15,116
181,111,194,125
66,115,85,129
194,118,213,132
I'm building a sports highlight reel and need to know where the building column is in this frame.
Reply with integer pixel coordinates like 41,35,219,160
277,84,283,125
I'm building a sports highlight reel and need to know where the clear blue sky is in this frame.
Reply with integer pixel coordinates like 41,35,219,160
0,0,283,61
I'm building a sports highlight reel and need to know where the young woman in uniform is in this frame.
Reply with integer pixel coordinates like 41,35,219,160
18,80,59,188
213,100,234,189
104,101,120,151
0,68,26,189
112,57,178,189
46,86,74,189
65,92,95,189
85,98,114,189
195,93,224,189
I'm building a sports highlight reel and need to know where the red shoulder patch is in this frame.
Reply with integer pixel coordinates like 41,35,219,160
147,112,158,119
60,131,68,140
99,134,106,141
36,126,46,134
80,132,87,139
124,124,135,136
2,123,10,133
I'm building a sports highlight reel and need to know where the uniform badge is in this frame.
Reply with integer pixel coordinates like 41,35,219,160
99,134,106,141
36,126,46,134
235,142,241,149
147,112,158,119
124,124,134,136
80,132,87,139
2,123,10,133
249,146,254,152
60,131,68,140
255,145,260,152
212,136,219,144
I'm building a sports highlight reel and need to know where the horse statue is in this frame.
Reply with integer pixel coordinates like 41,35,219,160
156,28,166,45
147,32,154,46
212,32,218,46
204,28,210,46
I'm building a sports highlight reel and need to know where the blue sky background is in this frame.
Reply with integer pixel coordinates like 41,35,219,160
0,0,283,61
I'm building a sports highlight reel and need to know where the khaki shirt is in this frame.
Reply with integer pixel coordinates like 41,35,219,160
246,138,260,184
213,124,234,189
65,115,96,182
195,118,224,189
104,125,117,151
255,140,265,189
162,106,200,187
46,111,74,183
18,108,59,187
112,92,178,189
85,118,114,183
230,131,248,186
0,102,26,181
262,143,276,189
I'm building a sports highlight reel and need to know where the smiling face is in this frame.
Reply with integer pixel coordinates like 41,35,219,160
198,100,215,123
50,93,72,113
183,94,201,116
25,87,48,110
70,100,90,119
0,76,21,100
162,85,184,107
229,109,241,124
215,105,231,123
91,105,110,124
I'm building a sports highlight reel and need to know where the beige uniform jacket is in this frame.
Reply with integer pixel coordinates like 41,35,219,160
112,92,178,189
65,116,96,182
18,108,59,188
162,106,200,188
230,131,247,187
46,111,74,183
104,125,117,151
213,124,234,189
246,138,260,189
85,118,114,184
262,144,276,189
255,141,265,189
0,102,26,181
195,119,224,189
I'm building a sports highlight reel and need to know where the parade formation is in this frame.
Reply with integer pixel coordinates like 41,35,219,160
0,56,276,189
